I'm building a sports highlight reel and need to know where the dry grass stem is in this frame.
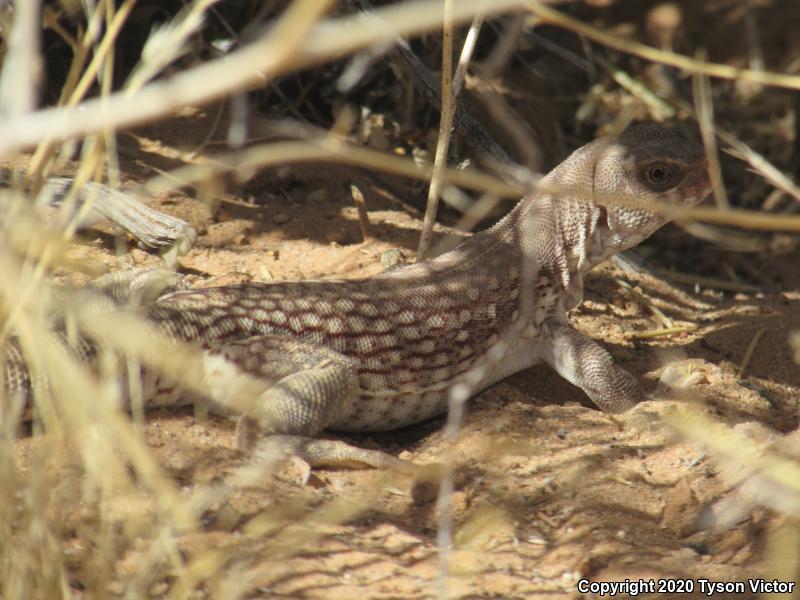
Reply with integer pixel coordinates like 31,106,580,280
349,183,372,242
654,268,761,293
0,0,40,117
719,129,800,207
616,278,673,329
664,409,800,513
417,0,455,263
737,327,766,379
526,0,800,91
693,67,729,210
149,138,800,231
629,325,699,340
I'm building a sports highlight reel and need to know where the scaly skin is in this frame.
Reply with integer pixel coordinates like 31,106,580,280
3,123,711,471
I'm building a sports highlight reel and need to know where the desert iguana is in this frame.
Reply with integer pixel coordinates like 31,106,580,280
3,124,711,472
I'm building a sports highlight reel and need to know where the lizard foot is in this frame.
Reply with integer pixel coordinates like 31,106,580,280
251,434,420,476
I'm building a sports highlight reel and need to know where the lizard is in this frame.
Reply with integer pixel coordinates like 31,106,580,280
2,123,711,473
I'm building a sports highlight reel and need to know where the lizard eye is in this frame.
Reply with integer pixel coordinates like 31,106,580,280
642,162,675,190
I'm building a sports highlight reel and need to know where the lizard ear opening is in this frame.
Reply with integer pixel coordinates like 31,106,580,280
596,205,610,232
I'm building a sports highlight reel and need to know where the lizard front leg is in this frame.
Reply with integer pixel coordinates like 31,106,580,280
202,335,417,473
539,320,647,413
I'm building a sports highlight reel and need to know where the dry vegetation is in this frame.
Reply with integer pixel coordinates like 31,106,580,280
1,0,799,598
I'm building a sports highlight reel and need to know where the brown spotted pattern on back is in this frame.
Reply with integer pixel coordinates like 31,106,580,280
146,226,533,430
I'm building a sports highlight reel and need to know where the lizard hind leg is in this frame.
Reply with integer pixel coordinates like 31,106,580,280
203,335,417,474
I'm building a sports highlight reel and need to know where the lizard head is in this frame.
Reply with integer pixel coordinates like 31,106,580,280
589,123,712,255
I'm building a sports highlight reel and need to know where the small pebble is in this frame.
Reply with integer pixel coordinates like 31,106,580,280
307,189,327,203
380,248,405,269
